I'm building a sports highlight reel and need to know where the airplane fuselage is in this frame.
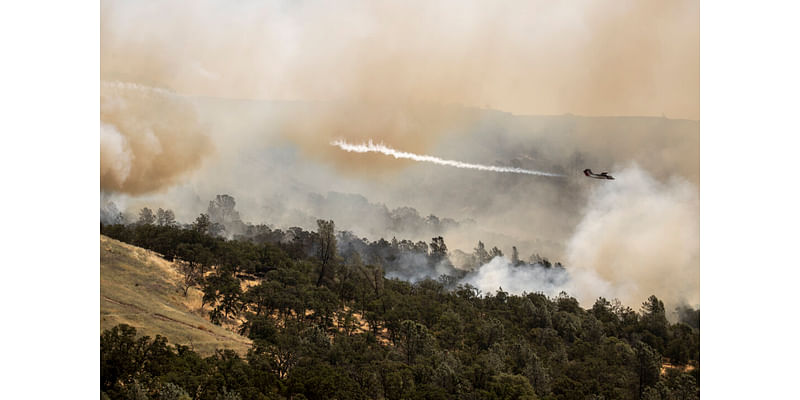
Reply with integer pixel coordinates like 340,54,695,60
583,169,615,180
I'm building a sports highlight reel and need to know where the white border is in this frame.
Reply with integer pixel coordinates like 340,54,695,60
1,1,98,398
4,0,800,397
702,1,800,397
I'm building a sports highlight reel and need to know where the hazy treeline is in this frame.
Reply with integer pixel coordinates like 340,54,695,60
101,193,567,288
103,192,463,245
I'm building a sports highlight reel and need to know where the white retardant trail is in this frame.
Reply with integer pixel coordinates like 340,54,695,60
331,140,563,177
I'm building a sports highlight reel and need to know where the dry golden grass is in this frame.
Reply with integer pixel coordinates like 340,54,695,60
660,360,697,376
100,235,251,356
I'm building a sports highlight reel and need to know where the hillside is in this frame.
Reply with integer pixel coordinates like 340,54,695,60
101,222,700,399
100,235,251,356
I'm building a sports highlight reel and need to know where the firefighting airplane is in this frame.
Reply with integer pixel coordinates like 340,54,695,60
583,169,615,180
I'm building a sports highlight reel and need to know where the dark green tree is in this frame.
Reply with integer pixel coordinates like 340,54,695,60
397,320,433,364
315,219,337,287
634,341,662,400
193,213,211,234
429,236,448,262
202,271,244,323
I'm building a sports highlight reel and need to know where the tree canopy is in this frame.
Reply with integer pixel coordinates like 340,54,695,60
101,200,699,400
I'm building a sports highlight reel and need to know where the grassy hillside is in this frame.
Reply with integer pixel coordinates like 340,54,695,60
100,235,251,356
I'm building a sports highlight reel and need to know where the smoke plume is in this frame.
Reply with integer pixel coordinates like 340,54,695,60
456,165,699,312
100,81,213,195
461,257,571,297
99,0,699,311
332,140,563,177
101,0,697,175
565,165,699,309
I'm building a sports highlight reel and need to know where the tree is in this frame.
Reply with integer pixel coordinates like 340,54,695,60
398,320,433,364
316,219,337,287
202,271,244,323
156,208,176,227
676,304,700,330
208,195,241,224
175,243,208,296
641,295,669,348
101,324,143,392
511,246,520,266
207,194,245,235
474,241,490,265
377,360,415,400
179,261,202,297
193,213,210,234
489,246,503,259
153,382,191,400
414,241,429,255
138,208,156,225
634,341,662,400
488,373,538,400
434,309,464,350
529,253,552,268
249,320,304,379
429,236,448,263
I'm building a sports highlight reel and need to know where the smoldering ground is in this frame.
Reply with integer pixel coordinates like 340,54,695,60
100,0,699,310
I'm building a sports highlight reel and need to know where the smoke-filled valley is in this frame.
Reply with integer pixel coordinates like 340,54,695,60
100,89,699,314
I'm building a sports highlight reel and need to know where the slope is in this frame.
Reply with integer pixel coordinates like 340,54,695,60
100,235,251,356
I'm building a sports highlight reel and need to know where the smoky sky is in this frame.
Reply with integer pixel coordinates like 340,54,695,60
101,0,698,192
101,0,698,118
100,0,699,309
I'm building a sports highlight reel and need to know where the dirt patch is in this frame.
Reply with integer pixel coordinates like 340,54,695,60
103,295,146,312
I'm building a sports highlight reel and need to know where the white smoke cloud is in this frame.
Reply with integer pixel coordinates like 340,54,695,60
100,122,133,187
385,254,457,283
332,139,563,177
565,165,699,310
461,256,571,296
456,165,698,314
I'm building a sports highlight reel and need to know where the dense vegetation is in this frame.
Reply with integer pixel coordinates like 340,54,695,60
100,204,699,400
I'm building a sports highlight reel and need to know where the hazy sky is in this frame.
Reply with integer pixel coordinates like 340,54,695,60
101,0,699,119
